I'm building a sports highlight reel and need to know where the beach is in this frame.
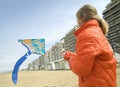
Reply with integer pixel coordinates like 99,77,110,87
0,68,120,87
0,70,78,87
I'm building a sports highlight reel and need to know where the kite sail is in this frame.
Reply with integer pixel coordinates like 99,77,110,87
12,39,45,84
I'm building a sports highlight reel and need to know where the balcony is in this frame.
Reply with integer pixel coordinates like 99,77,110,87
109,18,120,27
105,12,120,23
108,27,120,35
109,33,120,40
103,0,120,14
109,24,120,31
103,5,120,19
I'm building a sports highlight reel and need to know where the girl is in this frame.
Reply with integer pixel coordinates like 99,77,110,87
64,4,116,87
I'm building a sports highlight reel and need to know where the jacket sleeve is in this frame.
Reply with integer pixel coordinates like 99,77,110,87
64,51,76,60
68,34,101,76
66,51,76,57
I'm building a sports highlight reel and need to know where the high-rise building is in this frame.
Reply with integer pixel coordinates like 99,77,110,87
38,56,45,69
64,26,76,52
103,0,120,53
44,49,55,70
28,61,35,70
28,55,44,70
44,40,70,70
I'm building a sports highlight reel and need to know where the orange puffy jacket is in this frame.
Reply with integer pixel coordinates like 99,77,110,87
64,20,116,87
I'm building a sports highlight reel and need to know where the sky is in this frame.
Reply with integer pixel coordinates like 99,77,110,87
0,0,110,72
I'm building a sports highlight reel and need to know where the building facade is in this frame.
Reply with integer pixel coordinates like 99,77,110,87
38,55,45,69
28,61,35,70
28,55,45,70
64,26,76,52
28,26,78,70
44,49,55,70
44,40,70,70
103,0,120,53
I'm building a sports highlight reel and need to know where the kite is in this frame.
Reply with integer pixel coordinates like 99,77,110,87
12,39,45,84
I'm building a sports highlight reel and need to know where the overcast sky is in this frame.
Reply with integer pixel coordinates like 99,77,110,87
0,0,110,72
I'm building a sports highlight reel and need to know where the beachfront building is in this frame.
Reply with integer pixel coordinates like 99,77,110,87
64,26,76,52
33,59,39,70
28,55,45,70
33,56,45,70
53,41,64,69
103,0,120,64
28,61,35,70
44,40,70,70
39,56,45,69
103,0,120,53
44,49,55,70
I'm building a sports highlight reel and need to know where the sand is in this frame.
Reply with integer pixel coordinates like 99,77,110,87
0,68,120,87
0,70,78,87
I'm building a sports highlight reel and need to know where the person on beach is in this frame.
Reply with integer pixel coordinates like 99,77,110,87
64,4,116,87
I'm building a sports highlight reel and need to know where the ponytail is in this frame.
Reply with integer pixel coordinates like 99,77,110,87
98,18,109,35
76,4,109,35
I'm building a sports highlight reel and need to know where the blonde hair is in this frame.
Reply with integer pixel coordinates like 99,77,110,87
76,4,109,35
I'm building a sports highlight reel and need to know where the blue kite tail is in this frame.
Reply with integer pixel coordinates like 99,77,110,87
12,50,31,84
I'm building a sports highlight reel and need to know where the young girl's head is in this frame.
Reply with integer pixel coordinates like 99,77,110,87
76,4,109,35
